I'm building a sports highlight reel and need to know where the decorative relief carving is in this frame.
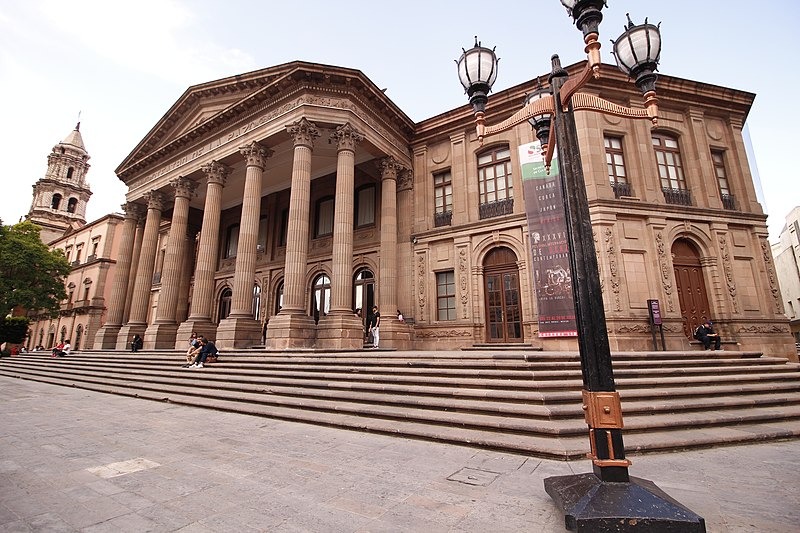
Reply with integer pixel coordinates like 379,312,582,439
417,253,426,316
239,141,273,168
201,160,231,186
431,143,450,165
604,228,621,311
144,190,165,212
379,157,403,181
122,202,145,220
760,239,782,312
736,324,788,335
717,234,739,313
331,122,364,152
415,329,472,338
594,229,604,293
397,169,414,192
169,176,198,199
616,323,680,334
311,238,332,251
286,117,320,148
458,247,469,318
655,232,674,312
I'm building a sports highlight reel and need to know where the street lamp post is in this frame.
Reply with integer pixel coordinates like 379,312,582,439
457,2,705,531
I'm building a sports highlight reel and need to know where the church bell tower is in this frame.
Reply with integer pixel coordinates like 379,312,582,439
27,122,93,243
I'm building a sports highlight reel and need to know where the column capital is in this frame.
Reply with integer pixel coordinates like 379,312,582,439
144,190,166,211
121,202,145,220
169,176,198,199
332,122,364,152
378,157,406,181
286,117,320,148
201,160,231,186
239,142,273,169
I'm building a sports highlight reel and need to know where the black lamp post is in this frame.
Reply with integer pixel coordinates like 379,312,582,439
458,2,705,532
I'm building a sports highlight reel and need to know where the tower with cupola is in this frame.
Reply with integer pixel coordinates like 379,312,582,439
27,123,92,243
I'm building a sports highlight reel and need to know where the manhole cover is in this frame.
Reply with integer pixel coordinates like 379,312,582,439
447,467,500,486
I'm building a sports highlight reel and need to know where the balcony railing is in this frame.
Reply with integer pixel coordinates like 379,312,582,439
611,181,632,198
434,210,452,227
721,193,738,211
479,198,514,220
662,188,693,206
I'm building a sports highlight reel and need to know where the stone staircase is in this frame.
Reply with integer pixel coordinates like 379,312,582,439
1,349,799,459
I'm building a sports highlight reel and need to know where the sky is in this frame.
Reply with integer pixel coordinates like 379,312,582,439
0,0,796,242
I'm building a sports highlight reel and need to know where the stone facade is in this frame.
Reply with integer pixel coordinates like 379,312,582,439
772,206,800,342
88,60,794,358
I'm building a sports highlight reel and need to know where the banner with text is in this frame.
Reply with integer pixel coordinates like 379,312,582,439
519,141,577,337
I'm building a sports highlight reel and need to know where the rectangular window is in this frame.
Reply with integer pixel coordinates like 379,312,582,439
91,238,100,257
604,136,630,197
257,216,268,252
434,170,453,214
652,134,686,191
316,197,334,237
356,186,375,227
436,271,456,321
225,224,239,258
277,209,288,247
712,150,736,210
83,286,90,301
75,244,83,263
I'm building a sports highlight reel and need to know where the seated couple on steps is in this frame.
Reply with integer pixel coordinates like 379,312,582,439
182,334,219,369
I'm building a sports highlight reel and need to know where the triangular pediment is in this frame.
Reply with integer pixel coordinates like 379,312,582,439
116,61,415,181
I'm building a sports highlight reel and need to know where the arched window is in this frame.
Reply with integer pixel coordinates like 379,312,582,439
60,326,67,343
274,281,284,315
225,224,240,258
74,325,83,351
218,288,232,322
67,197,78,213
353,269,375,316
252,284,262,321
311,274,331,324
51,193,62,210
66,167,74,180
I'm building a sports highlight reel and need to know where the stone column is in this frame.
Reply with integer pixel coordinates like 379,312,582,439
266,118,320,349
318,123,365,350
145,177,197,348
216,143,273,349
123,218,145,324
117,190,164,349
176,161,229,346
93,202,143,349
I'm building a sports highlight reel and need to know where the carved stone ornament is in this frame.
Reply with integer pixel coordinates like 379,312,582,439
379,157,403,181
718,234,739,313
239,141,273,169
655,232,674,312
144,190,166,212
122,202,145,220
604,227,622,312
332,122,364,152
760,239,782,312
417,253,427,315
170,176,198,199
286,117,320,148
397,169,414,192
201,160,231,186
458,247,469,318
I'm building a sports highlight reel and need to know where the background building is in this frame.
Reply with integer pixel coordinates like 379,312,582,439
89,59,795,358
772,206,800,343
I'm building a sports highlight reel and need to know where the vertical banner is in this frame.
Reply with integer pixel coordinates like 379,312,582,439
520,141,577,337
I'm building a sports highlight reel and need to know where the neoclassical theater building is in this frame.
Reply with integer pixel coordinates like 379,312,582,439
77,60,793,356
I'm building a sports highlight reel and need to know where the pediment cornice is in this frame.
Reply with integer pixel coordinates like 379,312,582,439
117,61,416,181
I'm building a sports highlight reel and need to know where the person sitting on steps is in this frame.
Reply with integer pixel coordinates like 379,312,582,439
182,337,219,368
694,321,722,351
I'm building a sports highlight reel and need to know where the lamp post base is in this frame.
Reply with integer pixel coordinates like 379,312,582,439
544,473,706,532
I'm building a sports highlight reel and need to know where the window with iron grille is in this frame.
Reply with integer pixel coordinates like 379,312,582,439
434,170,453,226
653,133,691,205
436,271,456,321
712,150,737,210
604,136,631,197
478,147,513,218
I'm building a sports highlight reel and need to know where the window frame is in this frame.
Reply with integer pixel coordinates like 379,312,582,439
433,170,453,215
314,196,335,238
477,146,513,205
355,185,376,228
652,133,687,191
436,270,457,321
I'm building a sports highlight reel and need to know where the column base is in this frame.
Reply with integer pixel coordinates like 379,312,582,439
92,324,122,350
265,313,316,350
116,323,147,351
317,313,365,350
374,318,414,350
216,315,262,350
175,319,218,350
144,322,180,350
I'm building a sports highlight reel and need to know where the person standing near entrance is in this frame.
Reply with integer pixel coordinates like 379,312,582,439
368,306,381,349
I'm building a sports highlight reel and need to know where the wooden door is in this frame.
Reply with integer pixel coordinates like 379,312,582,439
672,239,711,338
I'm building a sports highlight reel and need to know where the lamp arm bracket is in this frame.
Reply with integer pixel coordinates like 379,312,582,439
482,95,555,138
572,92,658,126
559,33,601,108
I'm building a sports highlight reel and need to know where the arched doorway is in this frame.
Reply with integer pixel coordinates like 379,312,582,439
74,324,83,351
217,288,232,322
311,273,331,324
672,238,712,338
483,247,523,343
353,269,375,333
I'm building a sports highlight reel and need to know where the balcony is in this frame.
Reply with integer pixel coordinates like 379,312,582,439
611,181,632,198
721,193,738,211
434,210,452,227
479,198,514,220
662,188,693,206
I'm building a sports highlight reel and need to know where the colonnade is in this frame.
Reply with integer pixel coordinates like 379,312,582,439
93,118,406,351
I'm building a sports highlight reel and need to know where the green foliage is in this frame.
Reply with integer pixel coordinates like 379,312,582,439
0,221,71,317
0,316,30,346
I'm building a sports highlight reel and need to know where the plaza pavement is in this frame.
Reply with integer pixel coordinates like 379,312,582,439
1,376,798,532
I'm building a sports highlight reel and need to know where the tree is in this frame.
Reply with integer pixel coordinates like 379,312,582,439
0,221,71,317
0,316,29,350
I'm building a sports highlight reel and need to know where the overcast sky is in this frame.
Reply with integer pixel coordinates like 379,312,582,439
1,0,796,241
